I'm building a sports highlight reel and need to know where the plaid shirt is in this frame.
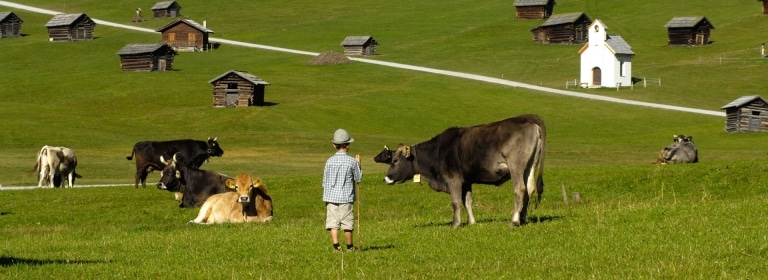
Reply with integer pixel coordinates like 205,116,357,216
322,152,362,203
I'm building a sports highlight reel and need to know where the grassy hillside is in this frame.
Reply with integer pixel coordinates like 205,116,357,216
1,0,767,186
1,1,768,278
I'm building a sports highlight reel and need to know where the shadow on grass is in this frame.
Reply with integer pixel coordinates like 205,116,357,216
413,215,563,228
0,256,109,267
360,244,395,252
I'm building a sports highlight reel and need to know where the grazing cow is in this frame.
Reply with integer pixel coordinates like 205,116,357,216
157,153,233,208
189,173,273,224
32,146,82,188
383,114,546,228
657,134,698,164
126,137,224,188
373,145,394,164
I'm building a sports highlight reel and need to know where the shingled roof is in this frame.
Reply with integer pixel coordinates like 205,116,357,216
209,70,270,86
0,11,21,22
155,18,213,33
117,43,174,55
539,12,589,27
721,95,767,109
152,1,177,10
514,0,554,6
664,16,715,29
340,36,375,46
45,13,89,27
605,35,634,55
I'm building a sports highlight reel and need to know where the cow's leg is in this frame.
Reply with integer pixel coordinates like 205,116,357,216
462,183,476,225
38,166,47,188
449,184,463,229
510,172,527,227
190,202,213,224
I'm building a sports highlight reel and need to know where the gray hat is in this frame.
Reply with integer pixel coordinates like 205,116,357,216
332,129,354,144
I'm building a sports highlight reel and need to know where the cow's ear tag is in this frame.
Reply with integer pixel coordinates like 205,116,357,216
413,174,421,183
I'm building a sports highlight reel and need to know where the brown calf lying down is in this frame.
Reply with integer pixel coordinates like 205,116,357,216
189,173,273,224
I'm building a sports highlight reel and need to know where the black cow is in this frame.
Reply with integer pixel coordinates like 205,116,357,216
383,114,546,228
373,145,394,164
126,138,224,188
157,153,233,208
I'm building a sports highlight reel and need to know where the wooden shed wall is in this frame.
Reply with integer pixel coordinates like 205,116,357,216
667,27,711,45
119,53,174,71
516,6,553,19
47,24,94,41
343,45,375,56
532,23,589,44
1,20,22,38
724,104,768,132
161,24,208,51
211,77,265,107
153,5,181,18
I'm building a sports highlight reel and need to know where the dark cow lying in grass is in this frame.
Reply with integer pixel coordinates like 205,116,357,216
656,134,698,164
189,172,273,224
382,114,546,228
157,153,233,208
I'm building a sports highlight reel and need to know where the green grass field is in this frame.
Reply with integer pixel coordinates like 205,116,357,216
1,0,767,278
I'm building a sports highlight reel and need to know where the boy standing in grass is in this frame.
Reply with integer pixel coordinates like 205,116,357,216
323,129,362,252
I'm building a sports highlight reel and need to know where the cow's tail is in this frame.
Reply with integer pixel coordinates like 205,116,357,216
126,145,136,160
29,146,47,174
534,122,546,209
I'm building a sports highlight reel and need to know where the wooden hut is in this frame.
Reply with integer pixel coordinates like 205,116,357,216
721,95,768,132
45,13,95,42
0,11,23,38
209,70,270,107
760,0,768,15
664,16,715,46
341,36,377,56
151,1,182,18
514,0,556,19
117,43,177,71
530,12,591,44
155,18,213,52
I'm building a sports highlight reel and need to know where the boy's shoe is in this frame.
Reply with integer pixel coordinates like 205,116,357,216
334,246,344,253
346,246,359,252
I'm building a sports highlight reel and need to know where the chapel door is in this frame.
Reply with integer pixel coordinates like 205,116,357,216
592,67,602,86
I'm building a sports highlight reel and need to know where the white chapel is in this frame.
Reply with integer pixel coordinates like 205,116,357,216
578,19,634,88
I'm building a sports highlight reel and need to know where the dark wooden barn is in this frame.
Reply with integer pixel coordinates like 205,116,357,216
721,95,768,132
151,1,182,18
117,43,177,72
45,13,95,42
341,36,377,56
155,18,213,52
664,16,715,46
530,12,591,44
0,11,23,38
209,70,270,108
760,0,768,15
514,0,556,19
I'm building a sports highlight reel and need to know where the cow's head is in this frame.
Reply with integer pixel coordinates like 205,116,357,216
672,134,693,143
373,145,394,164
227,173,273,221
207,137,224,157
157,153,184,192
226,173,263,204
383,144,415,184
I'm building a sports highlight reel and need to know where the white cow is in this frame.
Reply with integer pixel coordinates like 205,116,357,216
32,146,81,188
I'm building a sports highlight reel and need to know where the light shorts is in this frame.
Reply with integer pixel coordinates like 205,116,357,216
325,202,354,231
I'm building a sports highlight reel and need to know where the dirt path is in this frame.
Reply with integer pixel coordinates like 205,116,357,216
0,1,723,117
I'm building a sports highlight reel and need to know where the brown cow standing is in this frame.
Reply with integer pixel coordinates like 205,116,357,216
188,173,273,224
383,114,546,228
